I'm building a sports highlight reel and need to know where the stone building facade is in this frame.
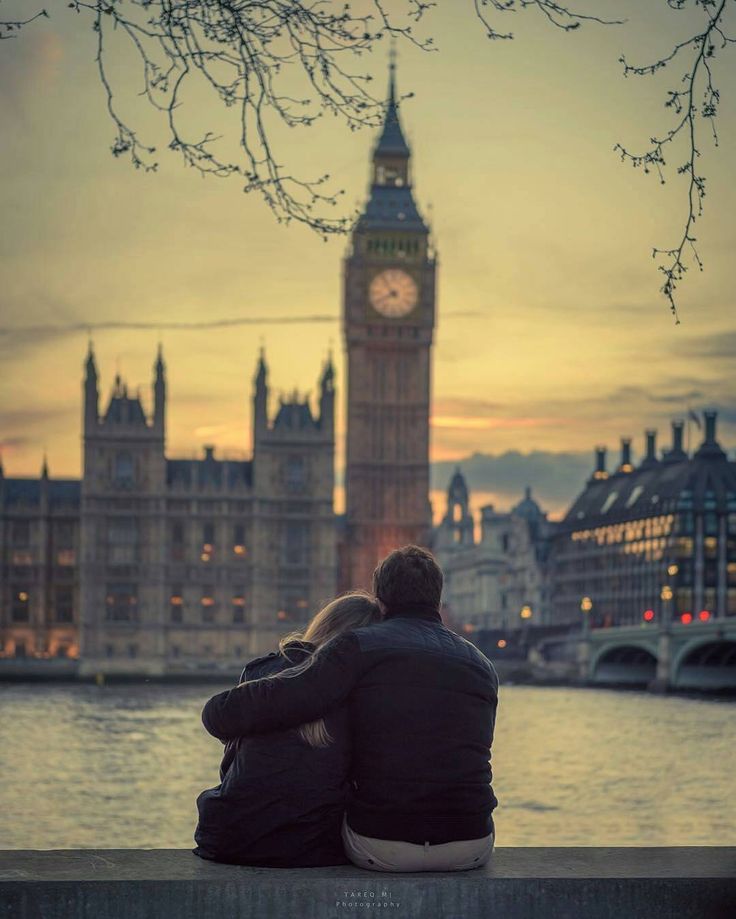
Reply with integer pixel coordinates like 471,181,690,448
0,62,438,672
0,346,336,674
433,469,554,631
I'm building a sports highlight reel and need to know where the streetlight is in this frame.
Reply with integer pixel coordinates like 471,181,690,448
580,596,592,635
660,584,673,628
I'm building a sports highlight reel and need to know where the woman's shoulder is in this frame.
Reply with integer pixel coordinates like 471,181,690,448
242,640,316,680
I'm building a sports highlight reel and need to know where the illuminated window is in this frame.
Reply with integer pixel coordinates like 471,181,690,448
170,586,184,623
105,583,138,622
233,523,247,557
11,550,33,566
12,590,30,623
201,587,216,623
201,523,215,561
57,549,76,566
232,588,246,624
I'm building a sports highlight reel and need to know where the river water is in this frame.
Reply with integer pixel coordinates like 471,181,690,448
0,682,733,848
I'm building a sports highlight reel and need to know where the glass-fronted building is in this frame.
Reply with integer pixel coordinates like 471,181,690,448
550,413,736,628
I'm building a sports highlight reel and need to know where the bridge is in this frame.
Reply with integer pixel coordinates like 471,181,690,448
574,618,736,691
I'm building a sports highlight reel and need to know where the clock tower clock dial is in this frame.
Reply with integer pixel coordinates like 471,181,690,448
340,61,437,590
369,269,418,318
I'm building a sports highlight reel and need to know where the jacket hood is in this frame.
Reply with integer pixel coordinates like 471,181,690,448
243,639,315,681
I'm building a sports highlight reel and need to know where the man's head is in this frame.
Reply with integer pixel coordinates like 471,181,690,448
372,545,443,617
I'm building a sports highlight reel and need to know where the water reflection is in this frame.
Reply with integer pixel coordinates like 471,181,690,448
0,682,733,848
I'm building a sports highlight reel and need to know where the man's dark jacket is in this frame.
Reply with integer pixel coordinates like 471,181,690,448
202,609,499,846
194,639,350,867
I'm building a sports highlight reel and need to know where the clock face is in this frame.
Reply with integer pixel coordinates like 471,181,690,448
368,269,418,318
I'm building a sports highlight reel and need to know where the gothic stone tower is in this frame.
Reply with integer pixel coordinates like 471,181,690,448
342,65,437,590
79,343,167,674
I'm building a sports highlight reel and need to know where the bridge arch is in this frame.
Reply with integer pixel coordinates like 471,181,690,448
672,640,736,691
591,643,658,687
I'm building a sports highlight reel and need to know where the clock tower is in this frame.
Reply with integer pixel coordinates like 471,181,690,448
341,63,437,590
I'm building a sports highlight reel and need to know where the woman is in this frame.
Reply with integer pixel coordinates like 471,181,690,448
193,590,381,867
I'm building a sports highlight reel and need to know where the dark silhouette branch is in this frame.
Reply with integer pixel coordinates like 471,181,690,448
614,0,732,323
5,2,732,318
0,6,48,40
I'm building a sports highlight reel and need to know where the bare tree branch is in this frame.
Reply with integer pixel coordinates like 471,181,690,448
0,6,48,40
6,2,732,320
614,0,732,323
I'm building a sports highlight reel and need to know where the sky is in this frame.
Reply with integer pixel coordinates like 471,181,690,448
0,0,734,521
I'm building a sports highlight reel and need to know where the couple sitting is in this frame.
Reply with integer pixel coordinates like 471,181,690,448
194,545,499,872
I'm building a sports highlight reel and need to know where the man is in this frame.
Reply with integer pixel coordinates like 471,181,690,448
201,545,499,872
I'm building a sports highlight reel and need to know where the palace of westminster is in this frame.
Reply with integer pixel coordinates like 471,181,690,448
1,69,735,675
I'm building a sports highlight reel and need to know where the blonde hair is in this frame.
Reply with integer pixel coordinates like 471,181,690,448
278,590,381,748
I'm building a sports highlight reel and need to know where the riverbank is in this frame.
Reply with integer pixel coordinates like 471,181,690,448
1,657,734,698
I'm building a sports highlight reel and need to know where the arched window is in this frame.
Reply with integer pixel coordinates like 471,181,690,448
114,451,134,487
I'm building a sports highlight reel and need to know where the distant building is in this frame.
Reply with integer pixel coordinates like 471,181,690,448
0,61,440,673
340,60,436,590
549,414,736,629
0,459,80,662
433,469,554,630
0,345,336,673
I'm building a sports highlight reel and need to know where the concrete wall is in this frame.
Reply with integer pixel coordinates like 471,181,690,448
1,848,734,919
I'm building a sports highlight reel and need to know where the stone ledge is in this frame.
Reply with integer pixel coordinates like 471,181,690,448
1,848,734,919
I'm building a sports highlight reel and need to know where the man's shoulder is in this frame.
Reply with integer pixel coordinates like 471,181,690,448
351,618,497,676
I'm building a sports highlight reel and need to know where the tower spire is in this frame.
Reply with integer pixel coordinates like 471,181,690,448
153,342,166,434
388,39,397,104
83,340,100,430
374,55,411,162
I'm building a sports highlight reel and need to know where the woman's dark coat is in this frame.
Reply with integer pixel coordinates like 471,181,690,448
193,639,350,867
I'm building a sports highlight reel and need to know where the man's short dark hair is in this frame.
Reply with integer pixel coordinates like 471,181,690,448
372,545,443,613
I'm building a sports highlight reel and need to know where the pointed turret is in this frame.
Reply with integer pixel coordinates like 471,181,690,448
319,350,335,435
436,467,474,550
252,346,269,447
83,340,99,432
41,453,49,480
153,342,166,436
